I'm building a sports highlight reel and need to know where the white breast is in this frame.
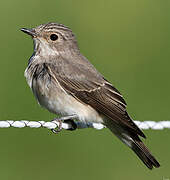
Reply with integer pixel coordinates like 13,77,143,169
31,75,104,124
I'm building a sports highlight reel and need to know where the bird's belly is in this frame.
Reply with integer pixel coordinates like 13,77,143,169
34,85,104,124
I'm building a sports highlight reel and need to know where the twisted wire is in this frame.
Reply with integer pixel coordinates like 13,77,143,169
0,120,169,130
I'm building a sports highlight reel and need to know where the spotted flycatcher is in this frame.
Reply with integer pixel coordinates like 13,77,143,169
21,22,160,169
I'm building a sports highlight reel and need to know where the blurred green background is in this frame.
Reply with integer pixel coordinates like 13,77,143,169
0,0,169,179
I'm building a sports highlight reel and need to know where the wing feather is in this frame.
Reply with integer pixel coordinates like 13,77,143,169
46,62,145,138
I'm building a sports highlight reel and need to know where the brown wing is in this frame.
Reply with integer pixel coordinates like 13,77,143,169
46,61,145,138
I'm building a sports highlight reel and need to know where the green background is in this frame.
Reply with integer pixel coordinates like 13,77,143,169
0,0,169,179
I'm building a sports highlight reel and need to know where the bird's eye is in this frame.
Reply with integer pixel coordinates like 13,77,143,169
50,34,58,41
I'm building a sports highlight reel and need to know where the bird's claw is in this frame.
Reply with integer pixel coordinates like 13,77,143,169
50,115,78,134
51,118,63,134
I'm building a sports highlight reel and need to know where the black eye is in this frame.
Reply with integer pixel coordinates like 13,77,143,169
50,34,58,41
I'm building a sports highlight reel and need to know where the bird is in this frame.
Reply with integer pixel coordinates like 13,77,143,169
21,22,160,169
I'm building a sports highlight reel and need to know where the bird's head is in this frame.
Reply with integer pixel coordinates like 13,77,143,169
21,22,79,57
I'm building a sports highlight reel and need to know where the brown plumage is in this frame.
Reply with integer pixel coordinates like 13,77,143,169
21,22,160,169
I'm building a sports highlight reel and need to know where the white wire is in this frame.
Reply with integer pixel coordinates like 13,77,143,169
0,120,170,130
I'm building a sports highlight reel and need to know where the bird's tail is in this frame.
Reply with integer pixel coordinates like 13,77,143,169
130,138,160,169
104,120,160,169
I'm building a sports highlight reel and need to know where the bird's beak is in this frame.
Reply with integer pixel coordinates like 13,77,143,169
21,28,37,37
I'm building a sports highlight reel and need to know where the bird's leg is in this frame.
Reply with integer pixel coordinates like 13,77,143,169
51,114,78,134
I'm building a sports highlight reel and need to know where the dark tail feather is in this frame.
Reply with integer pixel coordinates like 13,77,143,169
131,139,160,169
105,120,160,169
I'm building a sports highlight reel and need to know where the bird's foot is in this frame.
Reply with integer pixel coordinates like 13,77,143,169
64,119,77,131
51,115,78,134
51,118,62,134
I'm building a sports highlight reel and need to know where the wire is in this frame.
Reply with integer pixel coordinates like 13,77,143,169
0,120,169,131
